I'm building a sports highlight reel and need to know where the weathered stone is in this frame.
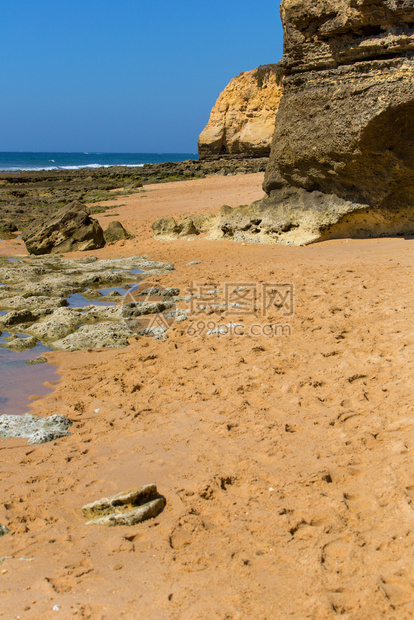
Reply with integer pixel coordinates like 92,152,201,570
152,214,217,240
0,414,72,444
198,65,283,159
22,201,105,255
51,321,136,351
259,0,414,245
121,301,174,318
0,255,176,351
103,220,133,243
26,308,84,341
26,356,48,365
0,295,69,312
0,309,37,327
82,484,166,526
1,335,38,351
138,286,180,298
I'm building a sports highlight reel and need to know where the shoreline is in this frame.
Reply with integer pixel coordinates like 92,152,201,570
0,157,268,234
0,173,413,617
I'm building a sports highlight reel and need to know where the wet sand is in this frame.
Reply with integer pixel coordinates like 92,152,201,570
0,173,413,618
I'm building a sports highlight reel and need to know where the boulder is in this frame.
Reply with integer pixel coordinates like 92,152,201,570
257,0,414,245
198,65,283,159
103,220,134,243
22,201,105,255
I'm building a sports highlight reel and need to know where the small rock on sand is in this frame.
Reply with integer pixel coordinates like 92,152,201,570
82,484,166,526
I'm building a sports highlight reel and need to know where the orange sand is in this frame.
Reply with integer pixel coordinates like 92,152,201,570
0,173,413,618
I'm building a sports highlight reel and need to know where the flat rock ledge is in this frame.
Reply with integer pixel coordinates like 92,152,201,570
82,484,166,526
0,255,176,352
0,414,72,444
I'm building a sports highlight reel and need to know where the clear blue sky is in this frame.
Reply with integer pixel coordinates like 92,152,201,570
1,0,283,153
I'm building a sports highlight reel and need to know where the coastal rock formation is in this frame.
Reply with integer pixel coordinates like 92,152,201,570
198,65,283,159
257,0,414,245
22,201,105,255
152,214,217,239
0,255,175,352
103,220,133,243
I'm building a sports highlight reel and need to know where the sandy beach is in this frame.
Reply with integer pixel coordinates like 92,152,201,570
0,172,413,618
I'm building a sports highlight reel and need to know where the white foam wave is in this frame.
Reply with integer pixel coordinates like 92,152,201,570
0,163,146,172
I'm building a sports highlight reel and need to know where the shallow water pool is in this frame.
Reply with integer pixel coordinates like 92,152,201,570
0,334,59,416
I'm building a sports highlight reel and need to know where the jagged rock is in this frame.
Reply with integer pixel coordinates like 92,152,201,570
192,1,414,245
198,65,283,159
0,309,37,327
0,525,10,537
1,335,38,351
0,295,69,312
82,484,166,526
26,356,48,365
22,201,105,255
121,301,174,318
0,255,176,352
152,214,217,240
103,220,134,243
51,321,136,352
0,414,72,444
138,286,180,298
258,0,414,245
26,308,84,341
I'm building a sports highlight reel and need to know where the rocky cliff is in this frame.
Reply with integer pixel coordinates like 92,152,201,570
198,65,283,159
212,0,414,245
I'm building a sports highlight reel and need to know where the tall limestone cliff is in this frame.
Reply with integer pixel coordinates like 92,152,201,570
198,65,283,159
213,0,414,245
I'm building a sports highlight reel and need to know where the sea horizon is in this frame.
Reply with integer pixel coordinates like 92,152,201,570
0,151,198,172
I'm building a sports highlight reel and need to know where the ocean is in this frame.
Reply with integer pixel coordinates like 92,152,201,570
0,152,198,172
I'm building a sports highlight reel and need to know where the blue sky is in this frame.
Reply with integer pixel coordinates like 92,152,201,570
1,1,283,153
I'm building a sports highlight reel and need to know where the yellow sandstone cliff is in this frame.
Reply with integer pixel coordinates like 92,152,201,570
198,65,283,159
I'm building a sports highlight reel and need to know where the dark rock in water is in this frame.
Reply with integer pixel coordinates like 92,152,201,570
103,220,133,243
26,356,48,365
0,413,72,444
258,0,414,245
1,310,36,327
82,484,166,526
22,201,105,255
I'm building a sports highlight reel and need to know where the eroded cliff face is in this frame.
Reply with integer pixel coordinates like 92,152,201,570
198,65,283,159
213,0,414,245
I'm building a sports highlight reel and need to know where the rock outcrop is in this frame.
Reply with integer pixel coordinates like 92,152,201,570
254,0,414,245
103,220,133,243
198,65,283,159
152,214,217,240
22,201,105,255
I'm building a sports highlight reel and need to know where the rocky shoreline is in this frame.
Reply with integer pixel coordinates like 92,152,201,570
0,255,176,352
0,157,268,234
